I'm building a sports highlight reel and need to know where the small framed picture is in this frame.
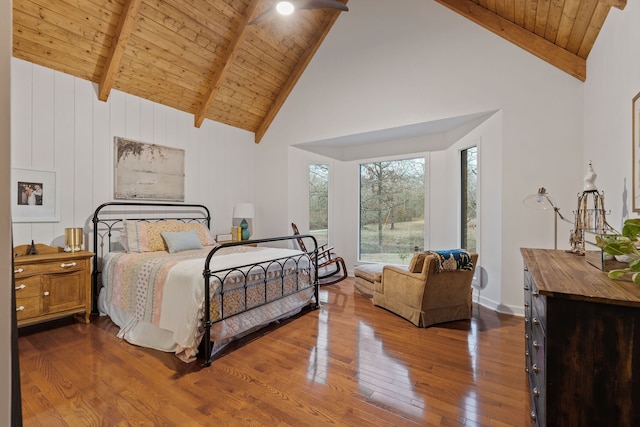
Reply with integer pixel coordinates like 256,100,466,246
634,92,640,212
11,168,61,222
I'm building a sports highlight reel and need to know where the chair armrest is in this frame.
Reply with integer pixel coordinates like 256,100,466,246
380,265,428,308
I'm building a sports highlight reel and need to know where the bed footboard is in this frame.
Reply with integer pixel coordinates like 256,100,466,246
202,236,320,366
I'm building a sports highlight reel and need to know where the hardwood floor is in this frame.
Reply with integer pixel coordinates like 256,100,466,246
19,278,530,426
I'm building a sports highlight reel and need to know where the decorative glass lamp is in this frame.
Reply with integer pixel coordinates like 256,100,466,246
233,203,255,240
64,227,84,252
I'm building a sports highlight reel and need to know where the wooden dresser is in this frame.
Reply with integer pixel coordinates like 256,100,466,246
521,248,640,426
13,243,94,327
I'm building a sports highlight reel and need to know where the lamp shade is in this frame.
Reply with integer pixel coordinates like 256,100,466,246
523,187,556,210
233,203,255,219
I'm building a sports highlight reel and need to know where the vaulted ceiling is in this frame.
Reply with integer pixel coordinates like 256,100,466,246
12,0,625,143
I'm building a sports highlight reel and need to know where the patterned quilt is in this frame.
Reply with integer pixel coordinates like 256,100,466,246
101,245,314,362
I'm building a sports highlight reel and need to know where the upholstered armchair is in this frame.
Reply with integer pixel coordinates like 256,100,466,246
373,252,478,327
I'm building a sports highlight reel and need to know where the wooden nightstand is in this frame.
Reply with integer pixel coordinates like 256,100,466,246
13,243,94,327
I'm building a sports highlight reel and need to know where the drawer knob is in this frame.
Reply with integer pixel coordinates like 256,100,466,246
532,364,539,373
530,411,537,421
60,262,77,268
16,306,24,312
533,340,539,349
524,266,529,272
533,317,540,326
15,284,26,291
533,387,540,397
532,290,539,297
14,268,24,274
43,291,50,296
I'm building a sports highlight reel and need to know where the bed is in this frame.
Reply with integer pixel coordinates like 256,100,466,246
91,202,319,365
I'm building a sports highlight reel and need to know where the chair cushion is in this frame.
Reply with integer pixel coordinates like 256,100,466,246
354,263,385,283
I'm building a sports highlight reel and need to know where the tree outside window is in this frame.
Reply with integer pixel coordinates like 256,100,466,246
309,164,329,247
359,158,425,264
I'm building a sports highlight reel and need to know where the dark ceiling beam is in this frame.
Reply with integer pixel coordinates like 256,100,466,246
436,0,587,81
98,0,143,102
193,0,261,128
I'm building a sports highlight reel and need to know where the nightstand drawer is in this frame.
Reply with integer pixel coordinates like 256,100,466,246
16,296,43,320
14,275,41,298
15,259,85,278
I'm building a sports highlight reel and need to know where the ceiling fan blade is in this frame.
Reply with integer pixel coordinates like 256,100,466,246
248,7,276,25
248,0,348,25
294,0,349,12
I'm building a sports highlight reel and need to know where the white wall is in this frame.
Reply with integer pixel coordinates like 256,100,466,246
10,58,258,249
1,0,12,424
584,1,640,228
257,0,584,314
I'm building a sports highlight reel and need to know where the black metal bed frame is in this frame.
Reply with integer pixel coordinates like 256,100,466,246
91,202,320,366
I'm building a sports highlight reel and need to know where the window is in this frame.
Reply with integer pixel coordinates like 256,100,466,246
309,164,329,247
359,158,425,264
461,146,477,253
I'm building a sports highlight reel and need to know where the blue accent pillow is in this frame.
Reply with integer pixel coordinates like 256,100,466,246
161,230,204,253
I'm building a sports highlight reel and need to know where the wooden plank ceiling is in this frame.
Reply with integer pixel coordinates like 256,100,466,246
436,0,626,81
12,0,624,143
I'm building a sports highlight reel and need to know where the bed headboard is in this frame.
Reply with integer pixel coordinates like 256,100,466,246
91,201,211,313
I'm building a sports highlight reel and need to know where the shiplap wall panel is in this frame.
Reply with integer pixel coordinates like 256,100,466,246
11,57,256,249
74,78,94,233
31,64,54,169
107,90,127,207
54,71,75,238
92,82,111,207
10,60,32,161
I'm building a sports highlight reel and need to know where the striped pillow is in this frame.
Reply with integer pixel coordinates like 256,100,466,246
123,220,214,252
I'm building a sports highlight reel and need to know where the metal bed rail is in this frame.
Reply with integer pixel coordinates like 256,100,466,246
202,235,319,366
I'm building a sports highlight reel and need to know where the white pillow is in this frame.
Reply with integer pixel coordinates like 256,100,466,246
161,230,204,253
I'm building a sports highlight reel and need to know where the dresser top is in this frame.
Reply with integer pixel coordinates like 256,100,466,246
521,248,640,308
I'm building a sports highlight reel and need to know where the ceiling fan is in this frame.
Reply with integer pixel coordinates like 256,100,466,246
249,0,349,25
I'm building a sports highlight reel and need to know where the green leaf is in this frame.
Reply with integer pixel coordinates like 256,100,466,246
601,239,637,256
608,269,630,279
629,258,640,272
633,272,640,286
623,218,640,240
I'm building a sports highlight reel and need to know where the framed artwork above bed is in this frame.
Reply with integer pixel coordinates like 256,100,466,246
114,137,185,202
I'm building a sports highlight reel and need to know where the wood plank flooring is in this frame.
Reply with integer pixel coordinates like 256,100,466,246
18,278,531,426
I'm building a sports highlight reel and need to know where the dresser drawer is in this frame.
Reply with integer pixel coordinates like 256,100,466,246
14,275,41,298
531,289,546,335
15,259,85,278
16,296,43,320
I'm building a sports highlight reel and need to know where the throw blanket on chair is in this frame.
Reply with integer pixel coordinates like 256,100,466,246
425,249,474,273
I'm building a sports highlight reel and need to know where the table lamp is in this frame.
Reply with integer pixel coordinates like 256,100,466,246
233,203,255,240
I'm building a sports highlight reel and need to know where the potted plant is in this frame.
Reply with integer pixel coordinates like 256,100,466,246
596,218,640,284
